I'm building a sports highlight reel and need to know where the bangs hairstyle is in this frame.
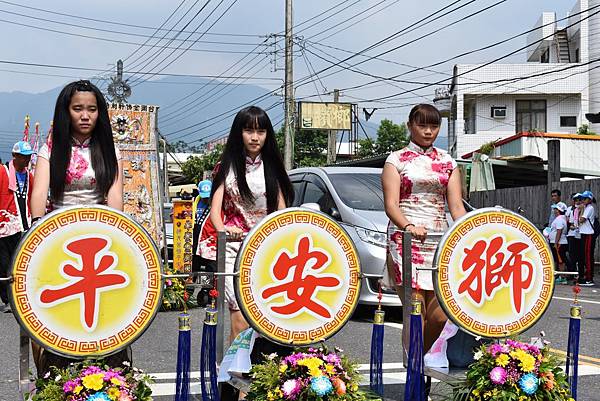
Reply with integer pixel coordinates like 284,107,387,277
408,104,442,126
49,80,117,203
212,106,294,213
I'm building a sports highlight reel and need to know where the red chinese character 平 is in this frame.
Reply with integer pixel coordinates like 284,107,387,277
261,235,342,319
38,236,129,331
457,236,533,314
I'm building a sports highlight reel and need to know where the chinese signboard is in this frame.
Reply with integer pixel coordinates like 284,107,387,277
298,102,352,130
433,208,554,338
172,200,194,273
235,208,361,345
109,103,164,246
10,206,162,357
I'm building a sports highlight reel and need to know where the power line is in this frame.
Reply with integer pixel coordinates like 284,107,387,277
131,0,242,86
0,0,261,37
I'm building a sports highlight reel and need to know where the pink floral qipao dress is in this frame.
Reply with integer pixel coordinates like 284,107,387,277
386,141,457,291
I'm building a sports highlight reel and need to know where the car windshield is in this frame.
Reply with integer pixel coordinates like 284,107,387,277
328,173,384,211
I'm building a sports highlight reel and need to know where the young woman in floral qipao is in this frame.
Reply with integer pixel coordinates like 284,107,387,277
382,104,466,353
30,80,124,375
204,106,294,342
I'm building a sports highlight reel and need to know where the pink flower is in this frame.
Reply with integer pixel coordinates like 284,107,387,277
63,379,78,393
399,175,413,200
281,379,302,399
399,151,419,162
65,148,89,185
489,366,507,385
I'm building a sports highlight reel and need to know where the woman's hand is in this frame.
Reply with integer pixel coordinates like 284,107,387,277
407,225,427,243
225,226,244,241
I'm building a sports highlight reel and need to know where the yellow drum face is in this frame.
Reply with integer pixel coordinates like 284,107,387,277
10,206,162,357
235,208,361,345
434,208,554,338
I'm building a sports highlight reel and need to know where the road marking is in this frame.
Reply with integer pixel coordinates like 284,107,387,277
553,296,600,305
551,348,600,365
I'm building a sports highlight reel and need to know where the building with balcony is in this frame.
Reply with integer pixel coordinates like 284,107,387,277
436,0,600,161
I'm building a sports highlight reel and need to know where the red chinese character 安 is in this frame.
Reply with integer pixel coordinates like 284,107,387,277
261,235,341,319
457,236,533,313
39,236,129,331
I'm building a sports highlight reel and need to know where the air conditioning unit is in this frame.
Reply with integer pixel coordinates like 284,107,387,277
491,106,507,119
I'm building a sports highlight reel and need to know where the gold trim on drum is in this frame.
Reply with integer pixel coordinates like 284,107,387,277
234,208,361,346
10,206,162,357
433,207,554,339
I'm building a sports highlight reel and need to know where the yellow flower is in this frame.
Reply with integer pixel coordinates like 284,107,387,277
110,378,122,386
519,354,536,372
74,385,83,395
472,389,480,396
325,364,335,375
279,364,287,373
350,383,358,392
107,387,121,400
267,390,275,401
308,367,322,377
82,373,105,391
275,388,283,397
495,354,510,367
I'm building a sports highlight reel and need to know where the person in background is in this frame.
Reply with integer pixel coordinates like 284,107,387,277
565,193,582,282
548,189,561,227
190,180,214,299
578,190,596,286
0,141,34,314
30,80,124,375
382,103,467,354
549,202,569,284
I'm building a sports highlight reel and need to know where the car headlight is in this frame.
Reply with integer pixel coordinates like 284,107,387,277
355,227,387,248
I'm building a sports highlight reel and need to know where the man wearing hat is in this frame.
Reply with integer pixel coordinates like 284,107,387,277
578,190,596,286
0,141,34,313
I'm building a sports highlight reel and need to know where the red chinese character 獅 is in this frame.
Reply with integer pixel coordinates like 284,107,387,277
261,235,341,319
457,236,533,314
39,236,129,331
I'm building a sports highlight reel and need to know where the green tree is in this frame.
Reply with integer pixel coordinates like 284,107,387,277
275,126,328,167
180,144,223,183
374,119,409,154
356,119,409,157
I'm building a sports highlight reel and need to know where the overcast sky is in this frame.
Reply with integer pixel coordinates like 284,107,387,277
0,0,576,141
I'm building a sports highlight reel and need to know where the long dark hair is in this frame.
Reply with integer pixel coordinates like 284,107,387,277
212,106,293,213
49,80,117,203
408,103,442,126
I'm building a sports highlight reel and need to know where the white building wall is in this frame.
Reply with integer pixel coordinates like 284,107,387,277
588,0,600,132
516,137,600,172
456,95,582,157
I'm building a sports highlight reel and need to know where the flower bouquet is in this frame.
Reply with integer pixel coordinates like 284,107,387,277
451,339,573,401
161,267,197,311
246,347,377,401
29,361,153,401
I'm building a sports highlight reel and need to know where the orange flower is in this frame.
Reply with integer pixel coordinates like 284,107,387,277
542,371,555,390
331,377,346,395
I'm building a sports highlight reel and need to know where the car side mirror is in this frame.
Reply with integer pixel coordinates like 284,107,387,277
330,207,342,221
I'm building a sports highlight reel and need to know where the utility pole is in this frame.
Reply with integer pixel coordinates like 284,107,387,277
327,89,340,165
283,0,294,170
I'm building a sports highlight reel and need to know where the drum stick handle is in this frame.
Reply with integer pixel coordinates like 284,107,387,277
161,272,239,279
0,276,12,282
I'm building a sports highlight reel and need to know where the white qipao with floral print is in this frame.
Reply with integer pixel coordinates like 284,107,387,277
386,141,457,290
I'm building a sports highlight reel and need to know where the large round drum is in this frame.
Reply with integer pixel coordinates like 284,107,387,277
433,207,554,338
235,208,361,346
10,206,162,357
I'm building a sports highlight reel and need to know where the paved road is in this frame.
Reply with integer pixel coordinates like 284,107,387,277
1,284,599,400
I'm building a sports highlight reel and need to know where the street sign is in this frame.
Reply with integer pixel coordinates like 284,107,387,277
10,206,162,357
235,208,361,345
172,200,194,273
298,101,352,130
433,207,554,338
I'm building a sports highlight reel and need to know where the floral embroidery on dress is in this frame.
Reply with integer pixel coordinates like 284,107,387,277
65,147,89,185
385,141,457,290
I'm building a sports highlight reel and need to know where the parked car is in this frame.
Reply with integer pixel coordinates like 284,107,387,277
288,167,399,306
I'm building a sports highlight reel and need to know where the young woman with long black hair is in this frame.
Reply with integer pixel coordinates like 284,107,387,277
198,105,293,343
29,80,124,374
